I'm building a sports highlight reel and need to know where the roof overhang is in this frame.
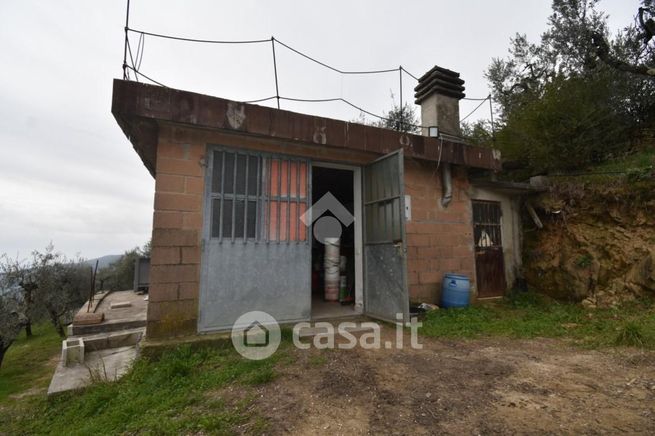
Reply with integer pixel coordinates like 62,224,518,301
471,179,547,195
111,79,502,177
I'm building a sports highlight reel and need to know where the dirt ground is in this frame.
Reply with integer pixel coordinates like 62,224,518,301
226,328,655,435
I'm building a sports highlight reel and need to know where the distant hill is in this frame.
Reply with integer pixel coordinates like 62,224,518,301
85,255,122,270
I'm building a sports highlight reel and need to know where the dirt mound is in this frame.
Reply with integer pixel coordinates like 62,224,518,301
524,178,655,306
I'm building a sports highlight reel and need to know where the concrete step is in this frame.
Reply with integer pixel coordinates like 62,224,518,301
71,318,146,336
297,324,376,339
70,327,145,352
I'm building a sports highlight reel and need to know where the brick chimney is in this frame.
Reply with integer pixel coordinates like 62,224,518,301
414,66,465,136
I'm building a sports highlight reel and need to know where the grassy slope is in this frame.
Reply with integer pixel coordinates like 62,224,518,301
422,293,655,349
0,323,61,401
0,340,288,435
1,296,653,434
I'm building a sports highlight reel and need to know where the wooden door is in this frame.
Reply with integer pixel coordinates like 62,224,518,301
472,201,507,298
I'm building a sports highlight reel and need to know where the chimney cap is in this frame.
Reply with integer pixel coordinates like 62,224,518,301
414,65,466,103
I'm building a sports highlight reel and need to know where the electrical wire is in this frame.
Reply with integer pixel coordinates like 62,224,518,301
135,32,145,70
279,96,426,130
121,26,489,139
125,65,168,87
126,36,139,82
402,68,420,81
128,28,270,45
241,96,278,104
273,38,399,75
460,96,489,122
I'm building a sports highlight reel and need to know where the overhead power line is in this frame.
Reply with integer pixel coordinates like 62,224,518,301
120,8,496,137
460,96,490,122
273,38,399,75
128,28,270,45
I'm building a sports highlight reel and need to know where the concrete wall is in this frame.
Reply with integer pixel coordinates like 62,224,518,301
468,186,523,288
146,121,499,337
146,122,382,339
404,159,476,304
419,93,461,136
147,125,206,338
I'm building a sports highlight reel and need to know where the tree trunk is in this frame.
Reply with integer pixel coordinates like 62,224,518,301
54,321,66,338
0,343,10,370
46,307,67,338
25,321,33,338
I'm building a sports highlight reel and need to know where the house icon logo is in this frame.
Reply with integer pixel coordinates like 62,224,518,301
300,192,354,243
231,311,281,360
244,321,269,347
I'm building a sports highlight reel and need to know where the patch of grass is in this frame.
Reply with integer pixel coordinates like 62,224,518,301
422,292,655,349
0,322,61,402
591,149,654,174
614,322,646,347
0,342,287,435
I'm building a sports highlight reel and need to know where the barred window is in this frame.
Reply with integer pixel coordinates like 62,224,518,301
472,200,502,248
267,158,308,242
211,150,262,240
209,149,309,243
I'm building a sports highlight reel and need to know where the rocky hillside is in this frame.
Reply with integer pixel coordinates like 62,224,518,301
524,173,655,307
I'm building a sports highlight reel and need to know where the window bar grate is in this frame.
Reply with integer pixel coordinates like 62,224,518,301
243,154,249,243
264,157,270,244
295,159,300,244
276,159,282,243
231,153,238,243
255,155,261,243
286,160,291,244
218,151,225,244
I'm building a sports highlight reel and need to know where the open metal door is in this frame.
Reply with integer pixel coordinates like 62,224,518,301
363,149,410,324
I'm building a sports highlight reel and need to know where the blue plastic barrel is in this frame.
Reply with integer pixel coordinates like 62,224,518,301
441,273,471,308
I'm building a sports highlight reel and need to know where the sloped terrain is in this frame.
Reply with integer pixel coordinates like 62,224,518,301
525,176,655,307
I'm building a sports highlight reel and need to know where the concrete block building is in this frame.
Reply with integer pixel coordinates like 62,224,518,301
112,65,523,339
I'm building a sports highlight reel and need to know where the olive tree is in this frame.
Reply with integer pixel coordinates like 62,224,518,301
0,293,26,369
30,246,92,337
0,244,92,340
0,255,38,337
96,241,151,292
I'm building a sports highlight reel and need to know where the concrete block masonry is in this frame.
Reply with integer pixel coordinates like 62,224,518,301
62,338,84,366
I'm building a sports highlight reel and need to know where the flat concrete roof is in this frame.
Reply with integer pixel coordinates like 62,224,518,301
111,79,502,177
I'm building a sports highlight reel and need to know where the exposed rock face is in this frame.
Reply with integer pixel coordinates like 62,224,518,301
524,179,655,307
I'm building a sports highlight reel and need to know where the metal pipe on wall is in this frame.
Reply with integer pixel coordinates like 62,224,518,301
441,163,453,208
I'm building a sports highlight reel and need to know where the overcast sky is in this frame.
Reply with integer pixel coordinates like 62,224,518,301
0,0,637,259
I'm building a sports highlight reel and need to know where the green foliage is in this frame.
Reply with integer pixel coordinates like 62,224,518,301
486,0,655,174
0,294,27,369
614,322,647,347
352,92,420,133
461,120,495,147
374,103,420,133
1,244,93,339
97,241,150,291
421,293,655,349
575,253,593,269
495,74,630,172
0,343,283,435
0,323,61,400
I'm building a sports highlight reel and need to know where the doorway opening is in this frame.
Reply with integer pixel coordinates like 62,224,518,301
472,200,507,298
311,165,360,319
